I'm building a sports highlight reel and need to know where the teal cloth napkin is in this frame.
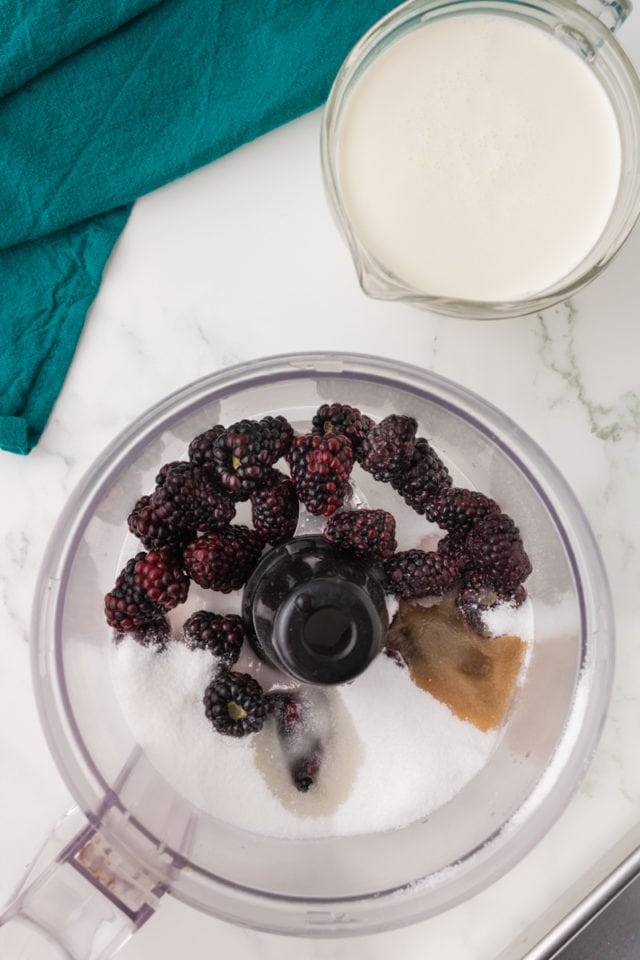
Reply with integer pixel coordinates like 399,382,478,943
0,0,396,455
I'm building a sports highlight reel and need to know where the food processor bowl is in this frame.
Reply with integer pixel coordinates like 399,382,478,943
0,353,613,957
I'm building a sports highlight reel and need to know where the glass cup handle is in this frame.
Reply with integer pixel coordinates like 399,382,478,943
576,0,632,31
0,807,164,960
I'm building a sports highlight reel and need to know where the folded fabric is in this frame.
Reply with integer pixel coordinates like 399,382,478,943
0,0,397,454
0,0,162,99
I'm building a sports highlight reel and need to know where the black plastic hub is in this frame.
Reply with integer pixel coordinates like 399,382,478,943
242,536,388,684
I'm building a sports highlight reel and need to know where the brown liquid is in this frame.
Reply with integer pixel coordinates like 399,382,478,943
387,597,526,732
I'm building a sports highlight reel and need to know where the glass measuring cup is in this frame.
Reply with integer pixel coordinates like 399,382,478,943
321,0,640,318
0,353,613,957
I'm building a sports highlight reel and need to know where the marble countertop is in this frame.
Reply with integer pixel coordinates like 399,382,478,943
2,14,640,960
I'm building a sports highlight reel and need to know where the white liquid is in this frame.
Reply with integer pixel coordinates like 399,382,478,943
337,15,621,301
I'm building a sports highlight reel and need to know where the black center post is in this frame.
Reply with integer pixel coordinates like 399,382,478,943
242,536,388,684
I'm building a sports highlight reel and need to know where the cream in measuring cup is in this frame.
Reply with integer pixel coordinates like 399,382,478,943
322,1,640,317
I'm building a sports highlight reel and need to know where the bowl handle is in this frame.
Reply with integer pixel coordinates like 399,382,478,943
0,807,163,959
577,0,632,31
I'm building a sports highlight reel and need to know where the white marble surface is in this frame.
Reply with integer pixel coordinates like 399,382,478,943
1,13,640,960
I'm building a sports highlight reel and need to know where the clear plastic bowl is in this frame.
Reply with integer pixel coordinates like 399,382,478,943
25,352,612,942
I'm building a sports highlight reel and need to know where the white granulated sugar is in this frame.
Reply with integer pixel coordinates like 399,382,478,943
482,597,534,643
335,655,497,826
112,637,497,838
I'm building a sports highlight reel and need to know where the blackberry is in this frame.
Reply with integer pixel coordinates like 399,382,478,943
127,495,188,550
436,531,470,568
151,461,235,533
183,526,264,592
292,748,322,793
465,513,532,593
383,549,460,599
323,509,397,560
203,670,266,737
266,692,305,739
188,425,226,469
129,615,171,647
155,461,177,485
134,547,190,610
287,432,354,516
105,554,162,632
383,637,407,669
311,402,372,449
259,415,295,460
457,570,527,636
212,417,293,499
182,610,245,665
424,487,500,532
250,470,299,545
266,693,323,791
357,414,417,481
390,437,452,513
